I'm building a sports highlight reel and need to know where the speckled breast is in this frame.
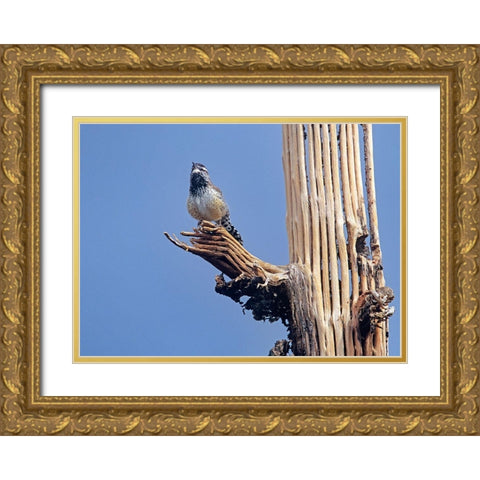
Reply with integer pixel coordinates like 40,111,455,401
187,188,228,222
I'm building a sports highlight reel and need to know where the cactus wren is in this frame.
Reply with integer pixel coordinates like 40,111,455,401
187,162,243,244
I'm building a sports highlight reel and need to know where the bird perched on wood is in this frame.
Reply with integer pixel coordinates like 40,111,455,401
187,162,243,244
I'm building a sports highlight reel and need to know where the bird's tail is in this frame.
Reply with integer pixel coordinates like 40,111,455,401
219,213,243,245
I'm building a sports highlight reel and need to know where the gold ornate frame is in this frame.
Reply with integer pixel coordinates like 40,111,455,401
0,44,478,435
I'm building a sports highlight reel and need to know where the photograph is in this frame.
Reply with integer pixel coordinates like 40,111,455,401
75,119,403,360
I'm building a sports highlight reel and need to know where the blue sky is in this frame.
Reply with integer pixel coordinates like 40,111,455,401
79,122,400,357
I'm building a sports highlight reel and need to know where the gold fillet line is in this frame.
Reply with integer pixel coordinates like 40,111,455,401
73,118,81,361
72,116,408,364
73,116,406,124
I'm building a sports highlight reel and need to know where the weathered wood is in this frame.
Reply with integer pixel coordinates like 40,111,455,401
165,222,286,280
362,123,387,355
284,125,320,355
321,124,344,356
307,125,328,356
363,124,385,288
291,125,316,355
339,124,363,355
312,125,335,355
349,124,369,294
329,124,354,356
282,127,295,262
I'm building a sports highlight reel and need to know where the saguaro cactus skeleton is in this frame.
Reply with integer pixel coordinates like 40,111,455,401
165,123,394,356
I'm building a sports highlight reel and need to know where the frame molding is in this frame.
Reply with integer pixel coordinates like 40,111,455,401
0,44,478,435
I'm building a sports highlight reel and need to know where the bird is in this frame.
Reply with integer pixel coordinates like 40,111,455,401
187,162,243,244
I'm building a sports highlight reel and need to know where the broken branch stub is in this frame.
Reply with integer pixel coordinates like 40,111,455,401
164,221,287,280
164,221,314,356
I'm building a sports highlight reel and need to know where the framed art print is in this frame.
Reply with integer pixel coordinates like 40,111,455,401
0,45,478,434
